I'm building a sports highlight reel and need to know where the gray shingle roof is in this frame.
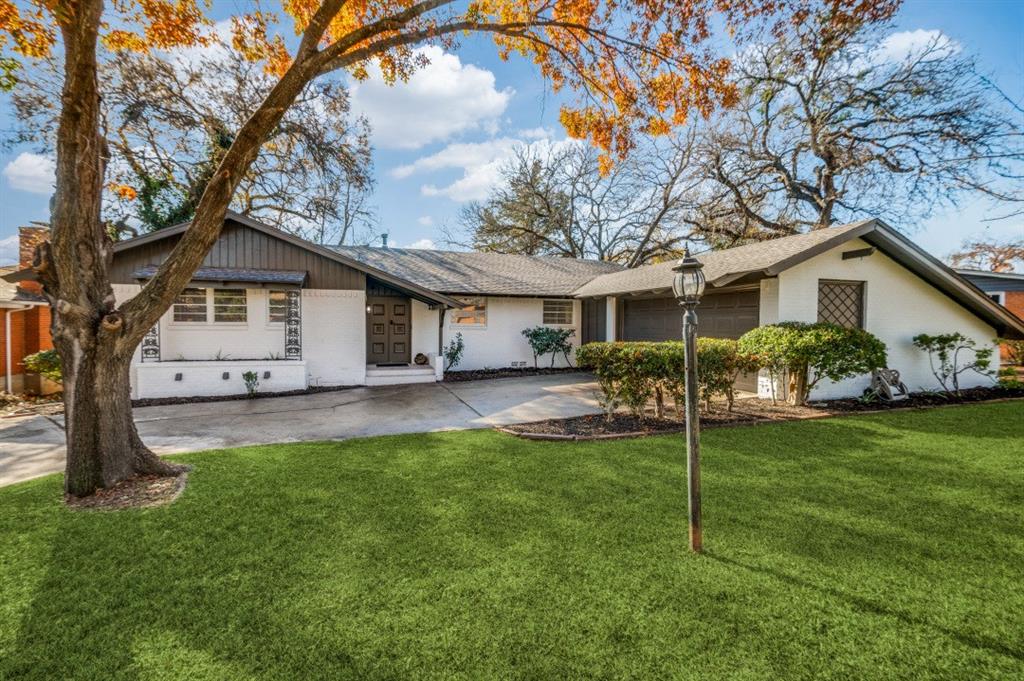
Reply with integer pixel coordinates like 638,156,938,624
573,221,874,297
332,246,624,296
131,265,308,286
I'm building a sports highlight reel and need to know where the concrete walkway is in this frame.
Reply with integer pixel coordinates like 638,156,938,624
0,373,602,487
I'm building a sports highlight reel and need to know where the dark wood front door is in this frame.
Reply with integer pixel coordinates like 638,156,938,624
366,296,411,364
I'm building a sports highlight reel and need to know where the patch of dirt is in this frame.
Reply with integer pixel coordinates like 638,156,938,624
444,367,581,382
132,384,355,408
66,473,188,511
503,386,1024,440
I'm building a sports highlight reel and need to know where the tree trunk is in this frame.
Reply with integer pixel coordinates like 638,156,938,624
788,366,809,406
58,330,185,496
40,0,179,496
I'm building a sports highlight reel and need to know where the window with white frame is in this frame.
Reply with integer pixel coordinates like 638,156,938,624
268,290,289,323
213,289,247,323
172,288,208,322
451,297,487,326
543,299,574,325
989,291,1006,306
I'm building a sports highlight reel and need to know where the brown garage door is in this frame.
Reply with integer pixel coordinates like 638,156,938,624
622,289,760,391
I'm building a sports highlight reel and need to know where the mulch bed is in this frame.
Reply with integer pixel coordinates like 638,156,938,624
811,384,1024,411
502,385,1024,440
1,392,64,419
65,473,189,511
131,383,356,408
444,367,580,382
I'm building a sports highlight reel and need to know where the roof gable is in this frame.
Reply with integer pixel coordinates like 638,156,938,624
573,219,1024,339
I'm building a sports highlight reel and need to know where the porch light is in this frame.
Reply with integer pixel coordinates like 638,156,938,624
671,247,705,304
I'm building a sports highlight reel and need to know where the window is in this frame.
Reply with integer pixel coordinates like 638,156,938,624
543,299,574,325
989,292,1006,306
213,289,247,323
451,297,487,326
173,288,208,322
268,291,289,323
817,280,864,328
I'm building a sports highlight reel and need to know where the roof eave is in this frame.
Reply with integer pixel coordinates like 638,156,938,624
861,224,1024,340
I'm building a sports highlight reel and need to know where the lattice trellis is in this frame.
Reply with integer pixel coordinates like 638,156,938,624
817,280,864,328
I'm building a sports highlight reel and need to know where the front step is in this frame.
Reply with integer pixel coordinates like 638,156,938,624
365,364,438,386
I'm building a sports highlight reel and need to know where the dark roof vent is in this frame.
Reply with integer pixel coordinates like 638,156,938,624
381,234,389,249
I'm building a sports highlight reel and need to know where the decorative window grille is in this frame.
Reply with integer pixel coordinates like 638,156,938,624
817,280,864,329
543,299,574,325
284,290,302,359
268,290,288,323
173,288,208,322
451,297,487,326
141,324,160,362
213,289,247,323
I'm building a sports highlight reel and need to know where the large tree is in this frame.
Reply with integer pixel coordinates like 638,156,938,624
949,237,1024,273
696,9,1024,241
0,0,885,497
462,132,708,266
9,40,375,244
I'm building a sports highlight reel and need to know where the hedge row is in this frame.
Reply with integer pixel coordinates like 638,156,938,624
577,321,888,414
576,339,756,418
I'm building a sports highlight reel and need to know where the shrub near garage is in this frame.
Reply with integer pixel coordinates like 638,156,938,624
738,322,887,406
576,339,755,420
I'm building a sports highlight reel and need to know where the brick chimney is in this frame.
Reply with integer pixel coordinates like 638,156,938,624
18,225,50,294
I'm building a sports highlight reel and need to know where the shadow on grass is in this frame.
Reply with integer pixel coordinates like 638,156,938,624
704,551,1024,663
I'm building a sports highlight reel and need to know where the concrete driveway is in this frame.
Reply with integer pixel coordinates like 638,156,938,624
0,372,601,487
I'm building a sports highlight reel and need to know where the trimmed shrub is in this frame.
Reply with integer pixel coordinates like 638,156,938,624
912,332,994,395
22,349,62,384
521,326,575,368
576,339,755,419
738,322,887,405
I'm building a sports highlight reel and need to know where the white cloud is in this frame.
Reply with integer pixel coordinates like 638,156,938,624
416,216,434,227
399,134,580,203
350,46,513,150
0,235,18,265
405,238,437,250
3,153,55,195
874,29,960,63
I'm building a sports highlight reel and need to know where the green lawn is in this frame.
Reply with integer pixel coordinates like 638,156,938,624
1,403,1022,680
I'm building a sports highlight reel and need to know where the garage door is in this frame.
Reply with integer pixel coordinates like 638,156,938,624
622,290,760,391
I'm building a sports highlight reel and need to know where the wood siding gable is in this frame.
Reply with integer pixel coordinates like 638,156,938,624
111,221,365,290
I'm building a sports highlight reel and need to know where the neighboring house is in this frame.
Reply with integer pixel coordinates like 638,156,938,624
956,268,1024,362
955,269,1024,319
0,227,53,395
5,213,1022,401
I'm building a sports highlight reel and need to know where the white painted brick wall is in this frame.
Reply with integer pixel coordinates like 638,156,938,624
764,238,998,400
134,360,307,399
302,289,366,386
442,296,582,371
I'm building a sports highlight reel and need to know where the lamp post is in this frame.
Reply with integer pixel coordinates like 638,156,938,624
672,247,706,553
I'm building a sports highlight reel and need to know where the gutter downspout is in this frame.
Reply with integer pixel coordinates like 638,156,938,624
4,304,32,394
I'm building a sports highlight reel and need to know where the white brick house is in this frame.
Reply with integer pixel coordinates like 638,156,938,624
92,212,1023,400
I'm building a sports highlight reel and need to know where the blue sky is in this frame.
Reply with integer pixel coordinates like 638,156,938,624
1,0,1022,264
